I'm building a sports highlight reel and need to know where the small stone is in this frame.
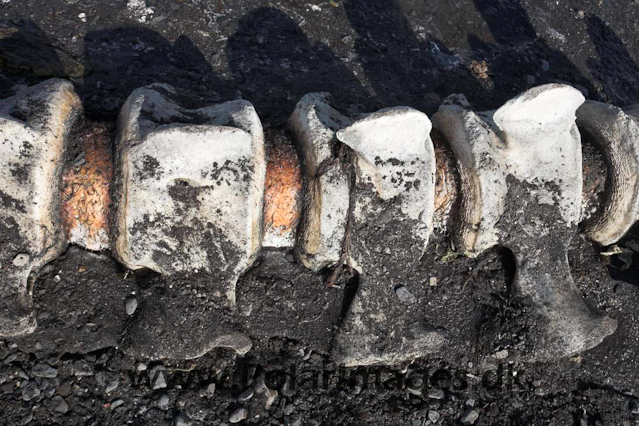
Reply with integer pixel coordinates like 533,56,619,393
53,275,61,283
526,75,535,85
78,12,86,22
110,399,124,409
31,363,57,378
229,407,247,423
175,413,193,426
237,388,254,402
136,362,147,371
264,388,278,409
125,296,138,315
158,393,170,409
73,361,93,376
428,410,440,422
576,9,585,19
22,382,40,401
429,276,438,287
52,396,69,413
283,404,295,416
21,413,33,425
3,353,17,364
150,365,167,390
461,409,479,425
541,59,550,72
395,286,416,303
13,253,29,267
427,388,445,400
205,383,216,396
495,349,509,359
285,252,296,263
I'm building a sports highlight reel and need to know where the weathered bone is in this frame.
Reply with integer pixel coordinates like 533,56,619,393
434,84,617,360
114,83,266,304
332,105,445,366
0,79,81,336
288,93,351,271
576,101,639,245
113,84,264,359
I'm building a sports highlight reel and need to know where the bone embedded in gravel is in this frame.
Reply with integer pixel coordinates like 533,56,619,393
0,79,81,337
434,84,617,360
576,101,639,245
332,105,443,366
288,93,352,272
113,83,266,304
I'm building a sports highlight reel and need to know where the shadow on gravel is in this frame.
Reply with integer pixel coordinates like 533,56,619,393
343,0,596,113
81,9,371,127
0,19,65,97
81,27,228,119
585,15,639,106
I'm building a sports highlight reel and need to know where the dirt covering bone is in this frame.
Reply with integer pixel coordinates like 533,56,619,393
0,79,635,365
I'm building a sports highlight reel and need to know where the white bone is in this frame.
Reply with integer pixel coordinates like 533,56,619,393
288,93,351,271
0,79,81,336
332,106,443,366
114,84,266,304
576,101,639,245
434,84,616,360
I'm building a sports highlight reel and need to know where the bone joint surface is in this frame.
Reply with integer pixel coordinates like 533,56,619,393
576,101,639,246
434,84,617,360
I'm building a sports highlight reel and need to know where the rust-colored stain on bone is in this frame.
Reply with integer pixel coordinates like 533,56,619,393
262,140,302,247
432,132,459,230
62,122,113,251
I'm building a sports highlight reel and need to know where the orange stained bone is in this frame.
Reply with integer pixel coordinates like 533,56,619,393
62,122,113,251
262,140,303,247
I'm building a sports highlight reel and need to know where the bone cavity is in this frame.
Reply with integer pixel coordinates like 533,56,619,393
0,79,81,336
434,84,616,361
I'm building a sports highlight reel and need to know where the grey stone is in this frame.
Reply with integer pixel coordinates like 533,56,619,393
31,363,57,378
22,382,40,401
229,407,247,423
460,409,479,425
110,399,124,409
73,361,93,376
237,388,254,402
175,413,193,426
394,286,416,303
125,296,138,316
427,388,445,400
158,393,170,409
52,396,68,413
428,410,441,422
